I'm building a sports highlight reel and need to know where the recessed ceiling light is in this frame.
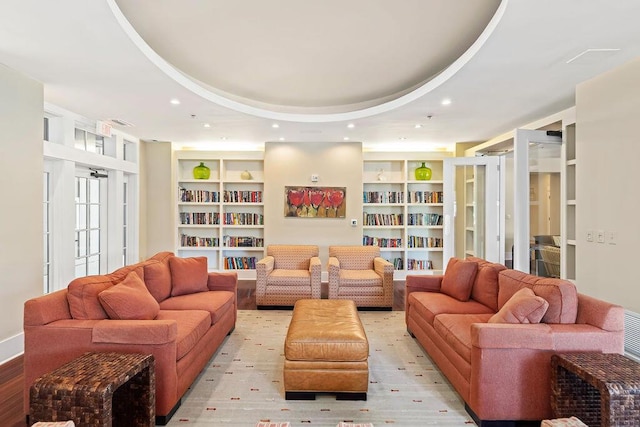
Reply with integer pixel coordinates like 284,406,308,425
170,98,180,105
347,123,355,129
203,123,211,128
279,137,285,141
399,137,407,141
272,123,279,129
414,124,422,129
220,137,227,141
441,98,452,106
343,137,350,141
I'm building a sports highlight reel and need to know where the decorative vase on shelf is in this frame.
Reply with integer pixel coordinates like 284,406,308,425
414,162,432,181
192,162,211,180
240,170,253,180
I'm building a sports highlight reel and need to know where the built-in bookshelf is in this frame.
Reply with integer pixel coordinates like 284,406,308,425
563,122,577,281
362,155,449,278
174,151,264,279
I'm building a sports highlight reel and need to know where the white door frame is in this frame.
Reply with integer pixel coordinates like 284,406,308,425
443,156,500,264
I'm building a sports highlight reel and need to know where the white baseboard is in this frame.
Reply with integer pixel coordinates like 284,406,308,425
0,332,24,365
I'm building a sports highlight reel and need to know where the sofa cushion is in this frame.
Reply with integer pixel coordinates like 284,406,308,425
156,309,211,360
159,291,235,325
144,260,172,302
408,292,495,326
498,270,578,324
467,257,506,311
434,313,493,364
441,258,478,302
67,275,114,320
98,271,160,320
169,256,208,297
489,287,549,324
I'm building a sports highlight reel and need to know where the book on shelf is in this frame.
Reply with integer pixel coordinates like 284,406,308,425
407,191,443,204
407,259,433,270
362,235,402,248
223,190,262,203
180,234,219,247
179,212,220,225
223,235,264,247
223,256,257,270
179,187,220,203
406,236,442,248
222,212,264,225
363,191,404,204
407,213,443,226
362,213,404,226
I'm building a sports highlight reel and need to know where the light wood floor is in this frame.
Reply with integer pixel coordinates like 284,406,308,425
0,280,406,427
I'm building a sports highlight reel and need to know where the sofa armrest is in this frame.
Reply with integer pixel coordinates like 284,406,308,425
309,256,322,299
328,257,340,299
309,256,322,275
207,271,238,292
405,275,443,296
93,319,178,344
471,322,554,350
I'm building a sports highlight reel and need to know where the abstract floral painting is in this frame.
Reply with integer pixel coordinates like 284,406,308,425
284,186,346,218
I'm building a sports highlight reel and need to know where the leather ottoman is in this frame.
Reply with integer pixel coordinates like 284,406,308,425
284,299,369,400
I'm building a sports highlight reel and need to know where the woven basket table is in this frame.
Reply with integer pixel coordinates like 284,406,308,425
29,352,155,427
551,353,640,427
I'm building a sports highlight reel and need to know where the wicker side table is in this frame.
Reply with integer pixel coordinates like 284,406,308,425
30,352,155,427
551,353,640,427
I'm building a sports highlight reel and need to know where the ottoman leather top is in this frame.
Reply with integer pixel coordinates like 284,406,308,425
285,299,369,362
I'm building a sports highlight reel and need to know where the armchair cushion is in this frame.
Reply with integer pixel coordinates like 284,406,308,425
267,269,311,286
169,256,208,296
339,269,382,287
489,287,549,324
98,271,160,320
441,258,478,302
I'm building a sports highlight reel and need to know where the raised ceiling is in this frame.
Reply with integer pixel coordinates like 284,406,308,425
1,0,640,148
115,0,500,113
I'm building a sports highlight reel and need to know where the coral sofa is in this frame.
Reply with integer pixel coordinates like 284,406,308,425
405,256,624,426
23,252,237,424
256,244,321,307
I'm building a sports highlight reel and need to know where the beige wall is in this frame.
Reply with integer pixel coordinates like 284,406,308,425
0,65,43,360
576,57,640,312
140,141,174,259
264,141,363,264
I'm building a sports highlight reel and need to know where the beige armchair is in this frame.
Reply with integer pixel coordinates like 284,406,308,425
328,245,394,309
256,245,321,308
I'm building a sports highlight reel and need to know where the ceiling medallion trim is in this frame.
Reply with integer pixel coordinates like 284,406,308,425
107,0,508,123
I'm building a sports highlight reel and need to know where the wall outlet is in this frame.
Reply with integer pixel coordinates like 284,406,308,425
607,231,617,245
596,230,605,243
586,230,593,242
350,219,357,226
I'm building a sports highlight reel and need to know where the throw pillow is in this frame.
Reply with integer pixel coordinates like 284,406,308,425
489,287,549,324
440,258,478,301
144,260,172,302
169,256,209,296
98,271,160,320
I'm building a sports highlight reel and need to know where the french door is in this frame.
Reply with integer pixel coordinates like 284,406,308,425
443,157,501,265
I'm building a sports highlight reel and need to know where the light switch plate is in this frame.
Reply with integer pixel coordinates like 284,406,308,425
596,230,605,243
311,174,319,182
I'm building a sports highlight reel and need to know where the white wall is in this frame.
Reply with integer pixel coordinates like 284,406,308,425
264,141,363,264
576,57,640,312
0,64,43,361
140,141,174,259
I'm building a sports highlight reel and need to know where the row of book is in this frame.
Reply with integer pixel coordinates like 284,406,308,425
180,234,219,247
223,236,264,247
223,190,262,203
407,191,443,204
223,213,264,225
363,213,404,226
363,191,404,204
387,257,404,270
224,257,257,270
407,259,434,270
407,213,443,226
179,212,220,225
363,235,402,248
179,188,220,203
407,236,442,248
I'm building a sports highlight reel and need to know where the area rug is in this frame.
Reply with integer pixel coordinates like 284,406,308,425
167,310,476,426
